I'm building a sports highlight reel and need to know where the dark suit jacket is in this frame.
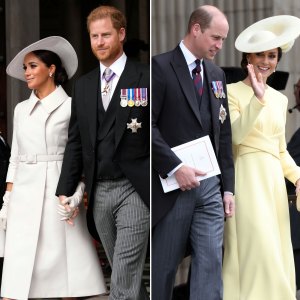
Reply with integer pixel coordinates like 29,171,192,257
0,136,10,202
286,128,300,250
152,46,234,227
56,59,150,240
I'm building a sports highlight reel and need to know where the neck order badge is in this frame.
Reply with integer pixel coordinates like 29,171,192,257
102,68,115,96
102,68,115,110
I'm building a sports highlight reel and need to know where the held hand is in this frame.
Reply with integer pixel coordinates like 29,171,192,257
295,179,300,212
174,165,206,191
57,195,75,226
223,193,235,218
57,204,79,226
57,182,85,225
0,191,10,230
247,64,265,102
295,178,300,196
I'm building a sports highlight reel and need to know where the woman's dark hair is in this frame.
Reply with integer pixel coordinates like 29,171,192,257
32,50,68,85
241,47,283,75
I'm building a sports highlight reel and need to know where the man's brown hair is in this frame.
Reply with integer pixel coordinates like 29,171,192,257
187,5,227,33
87,5,127,33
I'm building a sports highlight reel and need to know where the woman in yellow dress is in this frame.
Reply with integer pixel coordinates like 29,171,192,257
223,15,300,300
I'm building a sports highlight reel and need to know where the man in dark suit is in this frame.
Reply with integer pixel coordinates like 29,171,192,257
286,78,300,290
152,5,235,300
56,5,149,300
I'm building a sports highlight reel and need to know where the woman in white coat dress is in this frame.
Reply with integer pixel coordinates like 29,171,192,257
0,36,107,299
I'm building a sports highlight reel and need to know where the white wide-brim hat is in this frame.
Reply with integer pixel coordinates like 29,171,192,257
6,36,78,81
235,15,300,53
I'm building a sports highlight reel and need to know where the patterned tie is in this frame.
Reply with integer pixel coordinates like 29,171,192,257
192,59,203,96
102,68,115,110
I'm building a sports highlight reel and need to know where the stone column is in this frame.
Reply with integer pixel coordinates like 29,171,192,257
272,0,300,139
5,0,39,142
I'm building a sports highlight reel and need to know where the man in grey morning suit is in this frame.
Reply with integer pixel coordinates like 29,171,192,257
152,5,235,300
56,6,150,300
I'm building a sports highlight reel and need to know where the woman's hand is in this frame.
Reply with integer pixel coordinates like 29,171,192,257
247,64,265,103
58,195,79,226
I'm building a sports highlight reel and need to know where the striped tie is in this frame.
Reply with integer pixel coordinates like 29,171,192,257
192,59,203,96
102,68,115,110
103,68,115,83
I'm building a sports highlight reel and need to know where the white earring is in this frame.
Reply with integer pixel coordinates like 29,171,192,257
49,73,53,78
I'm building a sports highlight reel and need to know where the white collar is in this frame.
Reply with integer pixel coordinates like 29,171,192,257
27,86,69,115
179,41,203,68
100,52,127,78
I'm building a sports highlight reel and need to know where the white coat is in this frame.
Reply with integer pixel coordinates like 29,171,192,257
1,86,107,299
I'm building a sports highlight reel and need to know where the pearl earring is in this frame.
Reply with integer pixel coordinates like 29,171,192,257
49,73,53,78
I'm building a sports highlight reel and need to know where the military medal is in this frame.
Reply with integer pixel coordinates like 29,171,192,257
120,89,128,107
127,118,142,133
216,81,226,99
127,88,135,107
128,100,135,107
135,88,141,106
120,99,128,107
141,88,148,107
211,81,219,98
216,81,222,98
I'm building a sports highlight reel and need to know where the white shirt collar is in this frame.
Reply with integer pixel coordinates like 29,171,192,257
179,41,203,72
100,52,127,78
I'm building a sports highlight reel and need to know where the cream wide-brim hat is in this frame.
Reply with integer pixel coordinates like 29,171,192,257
6,36,78,81
235,15,300,53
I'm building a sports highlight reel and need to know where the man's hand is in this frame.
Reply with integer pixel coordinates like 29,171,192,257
58,195,78,226
223,193,235,218
295,178,300,196
295,179,300,211
174,165,207,191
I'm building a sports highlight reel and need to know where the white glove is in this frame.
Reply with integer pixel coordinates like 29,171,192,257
0,191,10,230
57,182,85,220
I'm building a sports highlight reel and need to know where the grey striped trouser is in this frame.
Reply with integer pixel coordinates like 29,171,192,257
93,178,150,300
152,176,224,300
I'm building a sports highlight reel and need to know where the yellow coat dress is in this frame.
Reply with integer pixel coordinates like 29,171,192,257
223,81,300,300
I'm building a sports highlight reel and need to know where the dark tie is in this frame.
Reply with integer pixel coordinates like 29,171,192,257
192,59,203,96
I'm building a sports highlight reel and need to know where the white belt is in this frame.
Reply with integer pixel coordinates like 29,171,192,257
18,154,64,164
